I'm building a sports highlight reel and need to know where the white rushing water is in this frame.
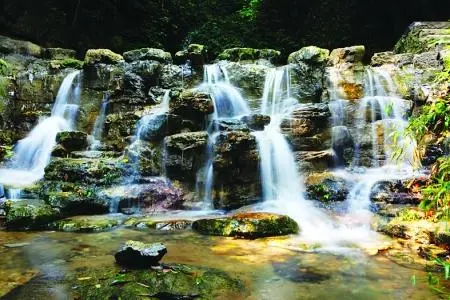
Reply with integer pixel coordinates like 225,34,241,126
0,71,81,194
197,64,250,208
90,92,110,150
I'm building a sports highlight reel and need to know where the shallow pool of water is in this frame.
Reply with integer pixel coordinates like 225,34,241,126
0,227,443,299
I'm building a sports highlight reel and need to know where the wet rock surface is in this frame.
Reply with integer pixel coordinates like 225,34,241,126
192,212,299,238
71,263,245,299
115,240,167,267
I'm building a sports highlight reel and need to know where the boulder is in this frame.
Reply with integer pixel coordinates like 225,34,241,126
371,180,421,205
281,103,331,151
45,190,109,215
192,212,299,238
295,150,334,173
218,61,271,99
164,132,209,181
127,60,161,84
100,181,185,213
56,131,88,152
115,241,167,268
44,48,76,60
123,48,172,63
44,157,124,185
328,46,365,65
241,114,270,130
4,200,60,229
288,46,330,65
211,131,260,209
370,51,396,66
84,49,124,65
217,48,281,64
0,35,43,57
169,89,214,122
175,44,208,70
103,112,140,150
306,178,349,202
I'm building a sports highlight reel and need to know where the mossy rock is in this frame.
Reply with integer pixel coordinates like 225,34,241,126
45,48,76,60
288,46,330,65
44,157,124,185
123,48,172,63
192,212,299,238
4,200,61,229
217,48,281,63
48,215,122,232
45,190,109,215
50,58,84,70
56,131,88,152
394,22,450,54
328,45,365,65
0,35,43,57
124,217,192,230
169,89,214,121
84,49,124,65
70,263,246,299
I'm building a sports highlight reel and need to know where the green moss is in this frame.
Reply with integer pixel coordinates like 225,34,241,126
192,212,299,238
217,47,280,63
123,217,157,228
71,264,246,299
288,46,330,65
50,58,84,70
49,215,121,232
4,200,61,229
84,49,123,65
397,208,423,221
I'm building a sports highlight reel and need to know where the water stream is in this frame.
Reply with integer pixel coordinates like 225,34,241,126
196,64,250,208
0,71,82,194
89,92,110,150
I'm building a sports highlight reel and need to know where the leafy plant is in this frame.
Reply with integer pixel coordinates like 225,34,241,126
419,157,450,214
239,0,262,20
0,59,8,76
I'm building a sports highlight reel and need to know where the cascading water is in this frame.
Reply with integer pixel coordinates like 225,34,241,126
329,66,417,229
196,64,250,208
90,92,110,150
253,67,348,243
0,70,81,195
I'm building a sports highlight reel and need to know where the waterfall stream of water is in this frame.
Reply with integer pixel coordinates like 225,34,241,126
0,71,82,196
90,92,110,150
196,64,250,208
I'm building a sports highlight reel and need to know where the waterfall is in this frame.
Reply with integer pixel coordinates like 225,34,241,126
196,64,250,208
326,66,417,236
90,92,110,150
0,70,81,192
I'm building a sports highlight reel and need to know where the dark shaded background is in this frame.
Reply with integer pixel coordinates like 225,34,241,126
0,0,449,58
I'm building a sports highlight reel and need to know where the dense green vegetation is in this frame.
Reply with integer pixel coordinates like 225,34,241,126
1,0,449,57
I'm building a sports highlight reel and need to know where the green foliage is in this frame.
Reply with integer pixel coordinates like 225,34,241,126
397,208,422,221
419,157,450,212
239,0,262,20
0,59,8,75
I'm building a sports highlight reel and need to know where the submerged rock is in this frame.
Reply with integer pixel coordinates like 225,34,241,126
70,263,245,299
49,215,121,232
115,240,167,267
192,212,299,238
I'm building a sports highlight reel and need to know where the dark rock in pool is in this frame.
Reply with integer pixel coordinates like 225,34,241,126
115,240,167,268
192,212,299,238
